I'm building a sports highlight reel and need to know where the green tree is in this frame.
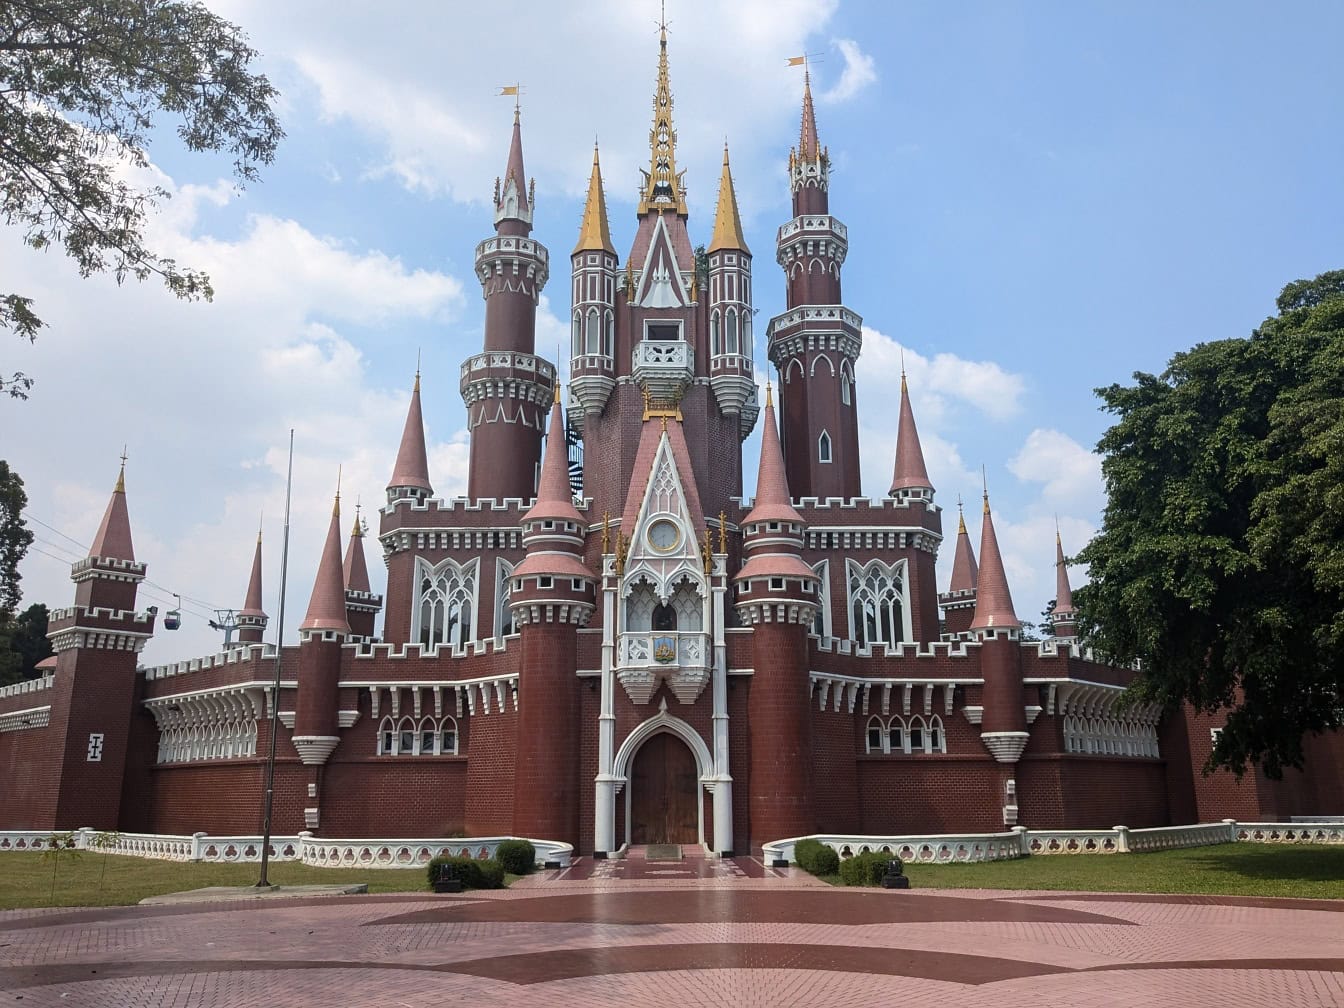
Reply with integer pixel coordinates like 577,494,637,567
0,603,52,685
0,461,33,617
1076,270,1344,778
1,0,283,398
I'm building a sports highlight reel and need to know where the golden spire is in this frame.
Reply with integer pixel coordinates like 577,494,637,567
718,510,727,553
573,143,615,255
957,496,967,535
115,445,127,493
708,144,749,254
765,381,774,408
350,500,363,538
638,12,686,215
334,466,342,519
982,466,990,515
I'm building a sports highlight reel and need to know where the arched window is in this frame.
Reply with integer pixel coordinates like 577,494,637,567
725,309,739,354
625,579,658,631
652,602,677,631
495,559,515,638
841,370,852,406
415,558,478,649
929,716,945,754
866,716,883,753
846,559,909,648
887,717,904,754
585,309,601,355
378,717,395,756
572,313,582,357
811,560,830,638
818,430,832,463
397,717,416,756
670,578,703,631
441,717,459,755
710,311,721,356
605,312,615,357
909,716,927,754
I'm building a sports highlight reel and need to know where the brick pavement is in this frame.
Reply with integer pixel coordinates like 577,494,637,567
1,857,1341,1007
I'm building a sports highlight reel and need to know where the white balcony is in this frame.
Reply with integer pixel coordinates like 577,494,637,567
632,340,694,404
616,630,711,705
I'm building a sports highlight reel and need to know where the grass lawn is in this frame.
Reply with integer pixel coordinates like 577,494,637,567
895,843,1344,899
0,852,429,910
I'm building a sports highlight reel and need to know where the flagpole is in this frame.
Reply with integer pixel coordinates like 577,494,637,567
256,430,295,889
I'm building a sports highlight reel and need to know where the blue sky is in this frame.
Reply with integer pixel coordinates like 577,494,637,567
4,0,1341,663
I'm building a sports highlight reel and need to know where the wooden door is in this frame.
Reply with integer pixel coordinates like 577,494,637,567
630,733,698,844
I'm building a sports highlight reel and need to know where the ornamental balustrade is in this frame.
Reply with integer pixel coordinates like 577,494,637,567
617,630,711,704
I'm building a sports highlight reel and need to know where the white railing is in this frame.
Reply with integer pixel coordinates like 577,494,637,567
619,631,708,670
763,831,1022,865
1234,821,1344,845
0,829,571,867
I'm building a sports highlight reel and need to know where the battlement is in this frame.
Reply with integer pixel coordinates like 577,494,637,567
0,674,54,701
70,556,146,578
382,495,593,517
348,634,519,661
814,636,976,660
48,605,154,626
142,643,276,682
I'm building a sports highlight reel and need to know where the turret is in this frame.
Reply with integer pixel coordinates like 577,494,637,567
734,388,819,848
708,145,758,440
890,371,933,503
1050,529,1078,641
293,486,348,770
462,108,554,501
939,502,979,638
568,143,618,426
235,527,268,645
511,389,595,847
342,507,382,640
767,69,862,499
969,490,1028,768
387,372,432,505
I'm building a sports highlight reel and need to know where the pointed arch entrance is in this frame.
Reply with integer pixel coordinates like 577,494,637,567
630,733,698,844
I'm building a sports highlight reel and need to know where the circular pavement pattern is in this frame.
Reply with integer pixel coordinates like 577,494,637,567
1,859,1342,1007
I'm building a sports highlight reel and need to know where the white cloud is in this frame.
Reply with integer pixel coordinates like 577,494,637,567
1008,428,1103,506
820,39,877,104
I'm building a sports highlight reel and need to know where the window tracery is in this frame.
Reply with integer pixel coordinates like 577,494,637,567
846,559,910,648
414,557,479,650
378,715,459,755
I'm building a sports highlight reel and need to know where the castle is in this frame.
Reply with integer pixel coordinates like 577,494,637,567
2,31,1339,852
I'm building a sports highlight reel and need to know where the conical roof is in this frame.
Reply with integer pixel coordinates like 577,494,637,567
573,144,615,255
799,70,820,159
523,393,583,526
743,389,803,526
708,145,749,254
500,108,529,216
299,493,351,634
969,493,1020,631
90,462,135,561
388,373,432,493
239,530,266,619
1054,530,1076,615
890,373,933,494
343,512,371,594
948,504,978,593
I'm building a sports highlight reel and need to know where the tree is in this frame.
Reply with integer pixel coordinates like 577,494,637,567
1,0,283,397
0,602,52,685
0,461,33,616
1075,270,1344,778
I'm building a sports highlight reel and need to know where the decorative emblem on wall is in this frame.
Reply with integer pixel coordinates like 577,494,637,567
653,636,677,663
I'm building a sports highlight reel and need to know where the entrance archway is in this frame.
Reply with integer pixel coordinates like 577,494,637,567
629,733,698,844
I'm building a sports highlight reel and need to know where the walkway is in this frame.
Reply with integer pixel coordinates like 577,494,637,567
1,857,1341,1006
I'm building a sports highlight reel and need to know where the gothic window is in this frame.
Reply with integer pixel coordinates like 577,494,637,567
908,716,926,753
398,717,416,756
586,308,602,354
670,578,703,631
742,314,752,361
414,557,478,650
419,717,437,756
840,368,852,406
929,716,945,754
653,602,676,631
571,313,581,357
605,312,615,357
887,718,904,754
847,559,910,648
441,718,459,755
710,311,721,356
725,309,739,354
866,716,883,753
378,715,458,755
625,579,657,631
495,559,515,638
818,430,832,463
811,560,831,638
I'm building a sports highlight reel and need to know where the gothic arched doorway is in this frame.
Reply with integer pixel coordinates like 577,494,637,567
629,732,698,844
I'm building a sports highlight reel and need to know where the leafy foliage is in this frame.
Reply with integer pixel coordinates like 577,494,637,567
838,850,897,887
425,854,504,890
0,602,51,685
0,462,33,616
793,838,839,876
0,0,283,397
1076,270,1344,777
494,839,536,875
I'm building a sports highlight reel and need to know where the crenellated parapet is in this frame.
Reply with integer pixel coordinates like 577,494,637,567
47,605,154,653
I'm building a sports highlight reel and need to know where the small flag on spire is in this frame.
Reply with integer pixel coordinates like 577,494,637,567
786,56,806,66
498,86,519,96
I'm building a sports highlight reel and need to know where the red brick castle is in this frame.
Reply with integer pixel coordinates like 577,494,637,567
2,32,1339,851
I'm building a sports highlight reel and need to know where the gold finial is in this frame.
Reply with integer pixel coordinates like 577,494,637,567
554,378,561,405
351,499,363,538
702,528,712,575
708,141,749,254
334,465,343,518
765,381,773,408
981,465,990,515
615,531,628,575
956,495,967,535
602,512,611,554
661,414,668,433
718,511,727,553
114,445,127,493
689,271,698,302
642,385,652,416
900,347,907,393
639,0,686,215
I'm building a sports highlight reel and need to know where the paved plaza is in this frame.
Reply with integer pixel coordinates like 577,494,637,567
1,853,1342,1007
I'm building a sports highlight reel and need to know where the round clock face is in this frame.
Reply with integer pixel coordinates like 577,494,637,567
647,518,680,552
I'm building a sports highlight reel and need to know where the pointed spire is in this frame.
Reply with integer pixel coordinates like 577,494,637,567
638,19,686,215
890,369,933,495
573,143,615,255
388,371,432,495
343,506,371,594
300,486,351,634
744,388,804,526
500,107,529,216
969,489,1020,631
90,459,135,561
799,69,820,160
240,527,266,618
708,144,749,254
523,390,583,526
949,499,979,593
1054,528,1076,616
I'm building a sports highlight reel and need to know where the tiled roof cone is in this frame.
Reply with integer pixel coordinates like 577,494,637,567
737,388,815,582
744,387,803,527
969,491,1020,631
239,530,266,619
573,143,615,255
799,70,820,160
515,390,591,581
1054,530,1076,616
524,391,584,527
708,145,749,254
343,511,371,594
948,503,978,593
387,372,432,495
500,107,529,217
90,461,135,561
890,372,933,495
299,490,351,634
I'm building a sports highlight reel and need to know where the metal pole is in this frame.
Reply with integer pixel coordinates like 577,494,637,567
257,430,294,888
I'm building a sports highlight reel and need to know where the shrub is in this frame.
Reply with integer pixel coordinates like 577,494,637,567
495,839,536,875
839,850,897,887
794,839,839,876
426,855,506,890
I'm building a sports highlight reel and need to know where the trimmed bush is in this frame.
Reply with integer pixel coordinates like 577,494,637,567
839,850,897,887
794,839,839,876
495,839,536,875
426,855,505,890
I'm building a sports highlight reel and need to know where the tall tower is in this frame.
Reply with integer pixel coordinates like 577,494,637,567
292,487,349,778
707,145,758,440
381,372,432,645
766,71,862,499
568,143,618,427
462,108,553,501
342,507,382,640
235,527,268,646
43,461,155,828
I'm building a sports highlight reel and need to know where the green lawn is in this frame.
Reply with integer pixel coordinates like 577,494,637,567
896,843,1344,899
0,852,429,909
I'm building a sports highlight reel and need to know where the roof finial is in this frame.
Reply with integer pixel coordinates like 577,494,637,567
554,377,562,404
765,380,774,408
957,494,967,535
981,465,990,514
257,509,264,545
639,2,685,214
334,465,343,518
115,445,128,493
